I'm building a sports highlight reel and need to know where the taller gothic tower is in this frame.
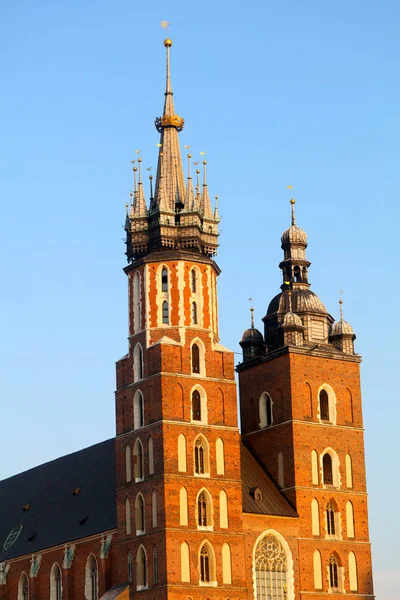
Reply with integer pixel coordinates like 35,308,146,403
238,200,374,598
114,38,248,600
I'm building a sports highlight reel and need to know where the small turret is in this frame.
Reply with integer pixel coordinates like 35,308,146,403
330,297,356,354
280,292,305,347
240,306,264,362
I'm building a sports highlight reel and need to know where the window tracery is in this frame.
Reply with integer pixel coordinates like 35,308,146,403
254,534,289,600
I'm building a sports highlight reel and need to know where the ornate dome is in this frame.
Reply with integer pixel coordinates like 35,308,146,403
331,319,354,336
267,289,328,316
283,311,303,327
241,327,264,343
281,224,307,245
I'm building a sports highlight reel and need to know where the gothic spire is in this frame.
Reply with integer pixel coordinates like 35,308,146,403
153,39,186,212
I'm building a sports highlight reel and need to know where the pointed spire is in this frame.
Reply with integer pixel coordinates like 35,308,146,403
201,160,213,217
339,290,344,321
194,169,201,211
249,297,255,329
290,198,296,226
134,158,147,217
184,153,195,209
154,39,186,212
214,195,220,220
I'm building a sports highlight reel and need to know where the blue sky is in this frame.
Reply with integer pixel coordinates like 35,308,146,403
1,1,398,597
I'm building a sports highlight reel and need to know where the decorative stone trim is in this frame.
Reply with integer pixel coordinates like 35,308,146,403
0,562,10,585
63,544,76,569
100,534,113,559
30,554,42,577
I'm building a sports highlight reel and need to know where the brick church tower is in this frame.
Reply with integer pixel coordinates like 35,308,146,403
237,199,374,597
114,38,248,599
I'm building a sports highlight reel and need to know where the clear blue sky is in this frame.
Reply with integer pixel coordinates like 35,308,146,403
1,1,398,597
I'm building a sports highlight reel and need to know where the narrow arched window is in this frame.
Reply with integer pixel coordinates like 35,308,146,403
198,491,208,527
178,433,187,472
191,269,196,293
311,498,320,536
181,542,190,582
319,389,330,421
152,489,157,528
133,343,143,382
222,543,232,584
326,501,335,535
133,439,144,481
192,344,200,374
128,552,132,583
329,555,338,589
50,564,62,600
136,547,147,590
148,436,154,475
125,444,131,482
192,302,197,325
313,550,322,590
259,393,272,428
348,552,358,591
254,533,290,600
125,497,131,535
133,391,144,430
346,501,355,538
192,390,201,421
153,546,158,585
200,545,210,583
135,494,145,534
85,555,98,600
179,487,188,526
220,490,228,528
323,453,333,485
194,438,205,474
18,573,29,600
161,268,168,292
311,450,319,485
162,301,169,324
216,438,225,475
346,454,353,488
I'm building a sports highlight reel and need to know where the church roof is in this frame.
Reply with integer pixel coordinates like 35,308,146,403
240,443,297,518
0,438,117,561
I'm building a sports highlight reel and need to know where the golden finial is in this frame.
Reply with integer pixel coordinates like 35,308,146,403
164,38,172,47
203,160,207,186
137,158,142,183
161,20,171,45
290,197,296,226
249,297,255,328
125,202,129,215
339,290,344,321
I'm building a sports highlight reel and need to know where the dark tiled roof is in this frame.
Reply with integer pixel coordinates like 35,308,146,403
0,438,117,561
240,443,297,518
100,583,129,599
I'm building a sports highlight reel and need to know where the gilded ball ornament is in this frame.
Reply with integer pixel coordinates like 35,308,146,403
164,38,172,47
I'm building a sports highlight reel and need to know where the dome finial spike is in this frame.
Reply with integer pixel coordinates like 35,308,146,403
290,197,296,226
339,289,344,321
249,297,254,328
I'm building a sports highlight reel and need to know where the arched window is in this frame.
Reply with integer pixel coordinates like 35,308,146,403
192,344,200,374
191,269,197,293
254,532,293,600
348,552,358,591
135,493,145,534
179,487,188,526
192,390,201,421
125,496,131,535
162,301,169,324
133,439,144,481
85,555,98,600
345,454,353,488
133,390,144,430
222,543,232,584
194,436,209,475
50,563,62,600
136,546,147,590
216,438,225,475
278,451,284,488
161,268,168,292
311,498,320,536
148,436,154,475
311,450,319,485
199,543,215,584
259,393,272,428
192,302,198,325
18,572,29,600
323,454,333,485
313,550,322,590
319,389,329,420
153,546,158,585
133,271,141,334
181,542,190,582
125,444,131,482
127,552,132,583
220,490,228,528
178,433,187,472
328,554,339,590
197,489,213,528
152,489,157,528
326,501,336,535
133,343,143,382
346,501,355,538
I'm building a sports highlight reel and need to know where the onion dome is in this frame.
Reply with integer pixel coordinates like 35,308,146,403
281,224,307,245
283,311,303,327
331,319,354,335
330,299,356,355
240,307,264,362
